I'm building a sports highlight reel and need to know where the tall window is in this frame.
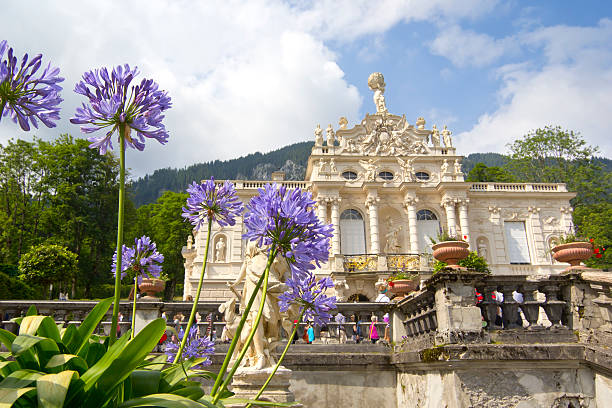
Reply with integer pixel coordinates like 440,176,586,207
340,209,366,255
417,209,440,254
504,221,531,264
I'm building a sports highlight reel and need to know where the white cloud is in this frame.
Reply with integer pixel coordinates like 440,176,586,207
456,19,612,157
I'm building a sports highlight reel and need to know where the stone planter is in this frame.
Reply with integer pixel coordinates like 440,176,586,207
552,242,593,267
138,278,165,299
432,241,470,267
388,277,419,299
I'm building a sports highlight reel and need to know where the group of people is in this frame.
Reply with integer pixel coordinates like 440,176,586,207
295,313,391,345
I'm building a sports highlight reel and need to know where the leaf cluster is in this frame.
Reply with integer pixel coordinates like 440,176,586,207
433,251,490,274
18,244,78,287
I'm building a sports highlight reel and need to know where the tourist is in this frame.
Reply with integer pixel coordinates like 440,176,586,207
375,287,390,302
291,320,299,344
335,312,347,344
306,322,315,344
117,312,123,338
383,313,390,344
369,315,380,344
320,322,330,344
354,315,363,344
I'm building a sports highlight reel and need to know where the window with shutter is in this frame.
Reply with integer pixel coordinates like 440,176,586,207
504,221,531,264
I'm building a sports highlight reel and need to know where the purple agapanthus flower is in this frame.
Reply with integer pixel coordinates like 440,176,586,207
70,64,171,154
243,183,333,279
111,235,164,283
165,326,214,368
182,178,244,230
0,40,63,131
279,273,336,326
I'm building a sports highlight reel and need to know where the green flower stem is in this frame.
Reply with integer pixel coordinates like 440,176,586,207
110,124,127,344
174,218,213,364
0,101,5,118
210,247,277,401
246,309,305,408
131,277,137,340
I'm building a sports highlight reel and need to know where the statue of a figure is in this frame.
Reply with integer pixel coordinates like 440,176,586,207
415,117,425,130
441,159,449,174
215,237,226,262
431,125,440,146
477,239,488,261
187,235,193,250
442,125,453,147
368,72,388,114
329,158,337,173
397,157,414,182
325,124,335,147
338,116,348,129
383,216,402,253
228,242,294,370
359,158,378,182
453,159,462,174
314,124,323,147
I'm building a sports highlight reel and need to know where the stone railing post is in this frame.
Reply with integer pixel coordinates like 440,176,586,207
134,300,163,336
430,271,487,344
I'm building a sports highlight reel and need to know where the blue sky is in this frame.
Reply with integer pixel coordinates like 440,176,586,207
2,1,611,177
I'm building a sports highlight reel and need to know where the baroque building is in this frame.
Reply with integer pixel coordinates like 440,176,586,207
182,73,575,301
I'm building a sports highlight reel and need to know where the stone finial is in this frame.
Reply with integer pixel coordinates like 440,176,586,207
416,117,425,129
338,116,348,129
314,124,323,146
326,124,335,146
367,72,388,114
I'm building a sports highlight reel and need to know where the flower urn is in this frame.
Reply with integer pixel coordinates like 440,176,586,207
552,242,594,268
139,278,165,299
432,241,470,267
388,277,419,299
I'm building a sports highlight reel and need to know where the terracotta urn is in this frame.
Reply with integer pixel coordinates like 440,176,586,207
138,278,165,298
552,242,593,267
432,240,470,267
388,277,419,299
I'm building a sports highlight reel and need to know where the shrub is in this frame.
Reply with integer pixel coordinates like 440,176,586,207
433,251,490,273
0,271,38,299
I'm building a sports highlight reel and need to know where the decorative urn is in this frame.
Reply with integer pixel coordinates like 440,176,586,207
552,242,594,268
138,278,165,299
432,241,470,267
388,276,419,299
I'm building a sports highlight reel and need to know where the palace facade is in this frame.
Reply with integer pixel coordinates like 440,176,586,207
182,73,575,301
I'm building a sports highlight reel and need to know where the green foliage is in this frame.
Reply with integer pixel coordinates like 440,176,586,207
466,163,516,182
18,244,78,288
428,229,466,245
573,203,612,269
433,251,490,273
0,271,38,299
387,272,417,281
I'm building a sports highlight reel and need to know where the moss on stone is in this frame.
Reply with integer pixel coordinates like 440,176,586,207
420,346,445,362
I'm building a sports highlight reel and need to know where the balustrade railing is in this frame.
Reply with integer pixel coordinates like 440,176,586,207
396,289,437,339
342,253,434,273
469,182,566,192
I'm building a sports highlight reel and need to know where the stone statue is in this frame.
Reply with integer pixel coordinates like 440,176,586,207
416,117,425,130
442,125,453,147
314,124,323,147
325,124,335,147
329,158,337,173
477,239,488,261
431,125,440,147
454,159,462,174
441,159,449,174
397,157,414,182
187,235,193,250
384,216,402,253
367,72,388,114
215,237,226,262
338,116,348,129
359,158,379,182
228,241,292,369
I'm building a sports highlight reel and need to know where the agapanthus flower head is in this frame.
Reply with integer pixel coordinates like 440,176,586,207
165,326,214,368
243,183,333,278
111,235,164,283
182,178,244,230
70,64,171,154
0,40,63,131
279,272,336,326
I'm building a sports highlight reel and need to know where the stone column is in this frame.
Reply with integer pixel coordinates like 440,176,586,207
442,198,457,234
366,195,380,254
330,197,341,256
403,196,419,253
316,196,327,224
458,199,470,242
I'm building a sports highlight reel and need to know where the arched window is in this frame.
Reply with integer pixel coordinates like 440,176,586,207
342,171,358,180
378,171,394,181
415,172,430,181
416,209,440,253
340,209,366,255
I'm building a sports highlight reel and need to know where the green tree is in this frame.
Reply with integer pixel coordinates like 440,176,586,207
18,243,79,298
466,163,516,182
573,203,612,270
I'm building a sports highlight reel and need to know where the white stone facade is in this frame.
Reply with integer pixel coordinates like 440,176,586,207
183,73,575,301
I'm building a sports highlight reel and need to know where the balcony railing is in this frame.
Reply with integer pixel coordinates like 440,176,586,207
341,253,434,273
469,182,567,192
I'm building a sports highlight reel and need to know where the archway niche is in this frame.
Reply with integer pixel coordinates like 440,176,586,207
347,293,370,302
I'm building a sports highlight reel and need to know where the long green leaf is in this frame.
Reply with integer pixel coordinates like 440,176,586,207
12,334,60,369
45,354,88,375
170,385,205,401
130,370,161,398
36,370,77,408
0,387,35,408
219,397,299,406
0,369,43,406
0,362,19,380
74,297,113,354
60,324,79,353
119,393,211,407
0,330,15,352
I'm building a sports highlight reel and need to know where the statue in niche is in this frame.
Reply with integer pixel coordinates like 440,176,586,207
442,125,453,147
326,124,335,146
359,158,379,182
228,241,294,370
431,125,440,146
215,237,226,262
318,158,329,175
338,116,348,129
384,216,402,254
345,138,358,153
477,239,488,261
441,159,449,174
453,159,462,174
397,157,415,182
367,72,388,114
329,158,337,173
314,124,323,147
416,117,425,130
187,235,193,250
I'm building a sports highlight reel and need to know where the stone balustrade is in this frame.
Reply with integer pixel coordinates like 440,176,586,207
469,182,567,192
342,253,434,273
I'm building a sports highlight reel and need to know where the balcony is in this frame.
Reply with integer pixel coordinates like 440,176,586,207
339,253,434,273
